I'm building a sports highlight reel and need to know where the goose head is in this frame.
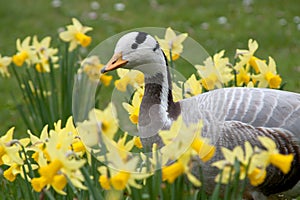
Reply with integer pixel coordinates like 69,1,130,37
101,32,178,148
101,32,167,76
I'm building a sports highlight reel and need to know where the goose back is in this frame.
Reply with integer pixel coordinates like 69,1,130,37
180,87,300,140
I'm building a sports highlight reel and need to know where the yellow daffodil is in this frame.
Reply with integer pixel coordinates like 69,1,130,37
133,137,143,149
191,137,215,162
0,128,28,166
115,68,144,92
162,152,202,187
0,54,11,77
52,117,87,156
31,133,86,194
0,128,31,182
160,116,214,164
28,118,87,194
12,36,36,67
155,27,188,61
32,36,59,72
3,164,19,182
162,161,185,183
80,56,113,85
31,159,68,194
183,74,202,98
110,171,131,190
114,132,136,161
212,142,256,184
172,82,183,101
3,163,38,182
59,18,93,51
92,103,119,139
256,136,294,174
122,87,144,124
77,104,119,148
246,81,255,88
236,66,251,86
159,116,213,186
97,134,151,191
100,74,113,86
235,39,264,73
27,125,51,165
252,57,282,89
247,167,266,186
98,150,150,192
212,147,247,184
195,50,233,90
212,137,293,187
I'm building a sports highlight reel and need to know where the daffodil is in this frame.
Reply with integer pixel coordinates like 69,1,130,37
31,132,86,194
183,74,202,98
255,136,294,174
172,82,183,101
3,162,38,182
27,117,87,194
191,137,215,162
155,27,188,61
247,167,267,186
27,125,50,165
212,147,244,184
112,132,137,161
0,128,29,166
160,116,214,164
31,159,68,194
252,57,282,89
133,137,143,149
162,161,185,183
0,128,31,182
80,56,113,85
32,36,59,72
122,87,144,124
12,36,36,67
195,50,233,90
59,18,93,51
235,39,264,73
51,117,87,156
236,66,251,86
114,68,144,92
98,150,150,192
0,54,11,77
212,142,256,184
159,116,214,186
91,103,119,139
162,152,202,187
77,104,119,149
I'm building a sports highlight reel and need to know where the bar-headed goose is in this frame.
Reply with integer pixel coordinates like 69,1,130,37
101,31,300,199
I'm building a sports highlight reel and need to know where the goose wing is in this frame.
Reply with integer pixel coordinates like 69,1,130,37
188,87,300,138
200,120,300,198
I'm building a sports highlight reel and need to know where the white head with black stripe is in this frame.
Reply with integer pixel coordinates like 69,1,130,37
101,32,167,76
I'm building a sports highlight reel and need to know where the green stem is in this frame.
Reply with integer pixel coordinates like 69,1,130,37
80,165,103,200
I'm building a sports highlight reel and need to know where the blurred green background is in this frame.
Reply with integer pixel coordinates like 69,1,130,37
0,0,299,136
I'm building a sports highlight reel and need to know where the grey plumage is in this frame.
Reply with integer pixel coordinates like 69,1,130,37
180,87,300,197
181,87,300,139
101,31,300,199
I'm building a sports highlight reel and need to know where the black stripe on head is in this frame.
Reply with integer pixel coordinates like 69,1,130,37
131,32,148,50
131,43,138,49
135,32,148,44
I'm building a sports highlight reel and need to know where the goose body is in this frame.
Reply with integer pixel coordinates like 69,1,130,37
101,31,300,199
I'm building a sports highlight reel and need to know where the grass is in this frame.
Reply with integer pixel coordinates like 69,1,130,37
0,0,299,136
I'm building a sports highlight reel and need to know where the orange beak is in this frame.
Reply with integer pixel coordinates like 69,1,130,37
101,52,128,73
